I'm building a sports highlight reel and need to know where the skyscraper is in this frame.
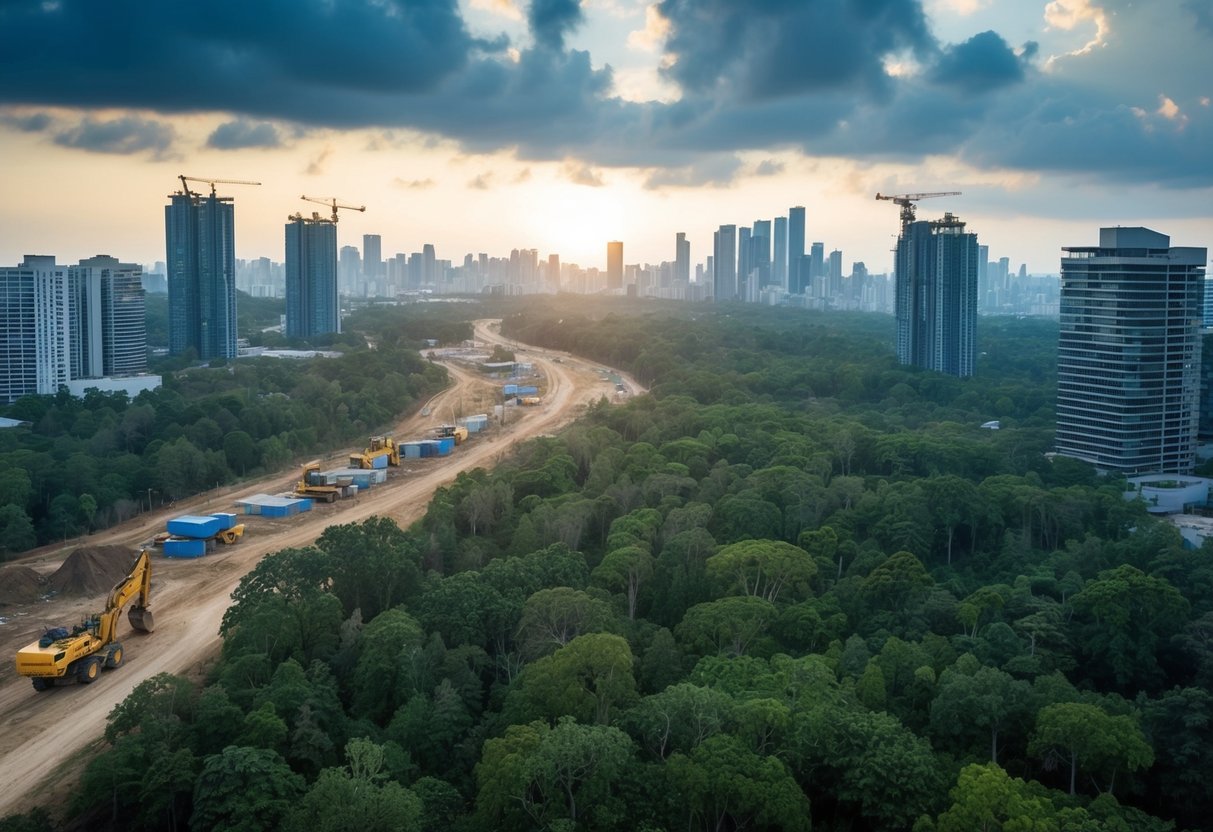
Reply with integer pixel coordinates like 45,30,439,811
1056,227,1206,474
788,206,805,293
166,190,237,360
285,215,339,338
69,255,146,378
752,220,771,287
810,243,825,292
362,234,382,279
737,227,752,294
548,253,561,291
773,217,787,290
607,241,623,291
0,256,70,402
894,212,978,377
713,225,737,301
675,233,690,284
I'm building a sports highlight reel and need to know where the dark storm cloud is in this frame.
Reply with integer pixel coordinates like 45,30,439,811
1,0,1211,187
655,0,935,99
52,115,174,156
928,31,1034,94
528,0,584,51
207,119,282,149
0,111,52,132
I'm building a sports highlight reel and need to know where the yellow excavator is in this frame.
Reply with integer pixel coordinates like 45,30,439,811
15,549,154,691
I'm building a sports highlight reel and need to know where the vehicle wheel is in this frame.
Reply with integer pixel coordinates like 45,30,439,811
78,657,101,684
31,677,50,692
106,645,124,668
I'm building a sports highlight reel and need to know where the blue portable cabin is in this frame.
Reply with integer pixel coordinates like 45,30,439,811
437,437,455,455
402,442,423,459
211,512,238,531
167,515,222,539
163,538,207,558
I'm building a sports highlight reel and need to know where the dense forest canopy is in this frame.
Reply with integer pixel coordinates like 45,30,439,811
6,299,1212,832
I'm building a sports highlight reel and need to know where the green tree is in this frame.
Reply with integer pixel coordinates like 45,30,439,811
509,632,637,724
1028,702,1154,796
516,587,613,659
623,682,733,760
930,658,1030,762
676,596,777,657
665,735,810,832
0,504,37,557
933,762,1059,832
1071,564,1189,691
592,544,654,620
191,746,305,832
282,738,423,832
476,718,633,830
223,430,259,476
705,539,817,604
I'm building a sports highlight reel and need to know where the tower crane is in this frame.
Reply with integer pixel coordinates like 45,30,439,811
300,195,366,223
177,175,262,199
875,191,961,230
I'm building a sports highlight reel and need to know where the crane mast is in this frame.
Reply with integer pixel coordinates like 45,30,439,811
875,191,962,231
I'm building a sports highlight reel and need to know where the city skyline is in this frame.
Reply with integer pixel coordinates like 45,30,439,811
1,2,1210,274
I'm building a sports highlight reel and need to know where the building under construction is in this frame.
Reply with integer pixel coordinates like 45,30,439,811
879,193,978,378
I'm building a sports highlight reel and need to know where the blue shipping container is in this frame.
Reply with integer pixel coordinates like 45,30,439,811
503,384,518,395
167,515,222,539
403,442,422,459
371,455,389,470
164,538,206,558
419,440,438,458
517,386,539,395
211,512,237,530
437,437,455,455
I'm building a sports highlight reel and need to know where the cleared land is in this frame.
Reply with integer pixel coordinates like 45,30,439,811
0,320,642,818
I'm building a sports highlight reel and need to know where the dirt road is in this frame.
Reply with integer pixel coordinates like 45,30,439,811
0,321,643,818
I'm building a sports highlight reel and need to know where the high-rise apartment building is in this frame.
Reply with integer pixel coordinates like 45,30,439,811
2,255,150,403
788,207,805,293
752,220,771,287
607,241,623,291
285,215,340,338
69,255,146,379
773,217,787,290
166,190,237,360
675,233,690,284
713,225,737,301
1056,227,1206,474
362,234,382,279
0,256,70,402
894,212,978,377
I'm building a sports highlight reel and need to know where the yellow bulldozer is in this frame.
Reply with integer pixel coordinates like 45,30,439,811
294,461,344,502
434,425,469,444
349,435,400,469
16,549,154,691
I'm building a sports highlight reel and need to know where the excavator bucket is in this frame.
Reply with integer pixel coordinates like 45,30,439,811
128,606,155,632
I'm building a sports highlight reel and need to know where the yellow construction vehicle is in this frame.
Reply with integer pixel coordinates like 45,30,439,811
16,549,154,691
434,425,469,444
349,435,400,469
294,461,342,503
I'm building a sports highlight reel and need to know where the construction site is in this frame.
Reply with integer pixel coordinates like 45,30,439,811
0,320,645,819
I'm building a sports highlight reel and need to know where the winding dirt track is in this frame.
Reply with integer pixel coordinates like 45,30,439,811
0,320,643,818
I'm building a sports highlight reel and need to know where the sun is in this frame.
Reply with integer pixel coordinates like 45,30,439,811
526,180,631,269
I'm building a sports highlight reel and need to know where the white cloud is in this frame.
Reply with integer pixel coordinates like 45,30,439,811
626,4,670,52
1043,0,1110,67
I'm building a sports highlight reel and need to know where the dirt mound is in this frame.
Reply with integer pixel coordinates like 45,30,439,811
47,546,138,598
0,566,45,605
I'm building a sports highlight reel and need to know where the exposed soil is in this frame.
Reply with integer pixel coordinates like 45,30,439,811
0,567,45,606
45,547,138,598
0,321,647,819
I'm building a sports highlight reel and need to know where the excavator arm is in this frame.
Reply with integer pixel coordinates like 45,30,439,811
97,550,154,643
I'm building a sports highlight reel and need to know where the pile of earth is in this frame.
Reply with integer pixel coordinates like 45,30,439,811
47,546,138,598
0,566,45,605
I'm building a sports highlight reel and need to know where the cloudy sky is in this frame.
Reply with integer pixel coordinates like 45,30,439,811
1,0,1210,275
